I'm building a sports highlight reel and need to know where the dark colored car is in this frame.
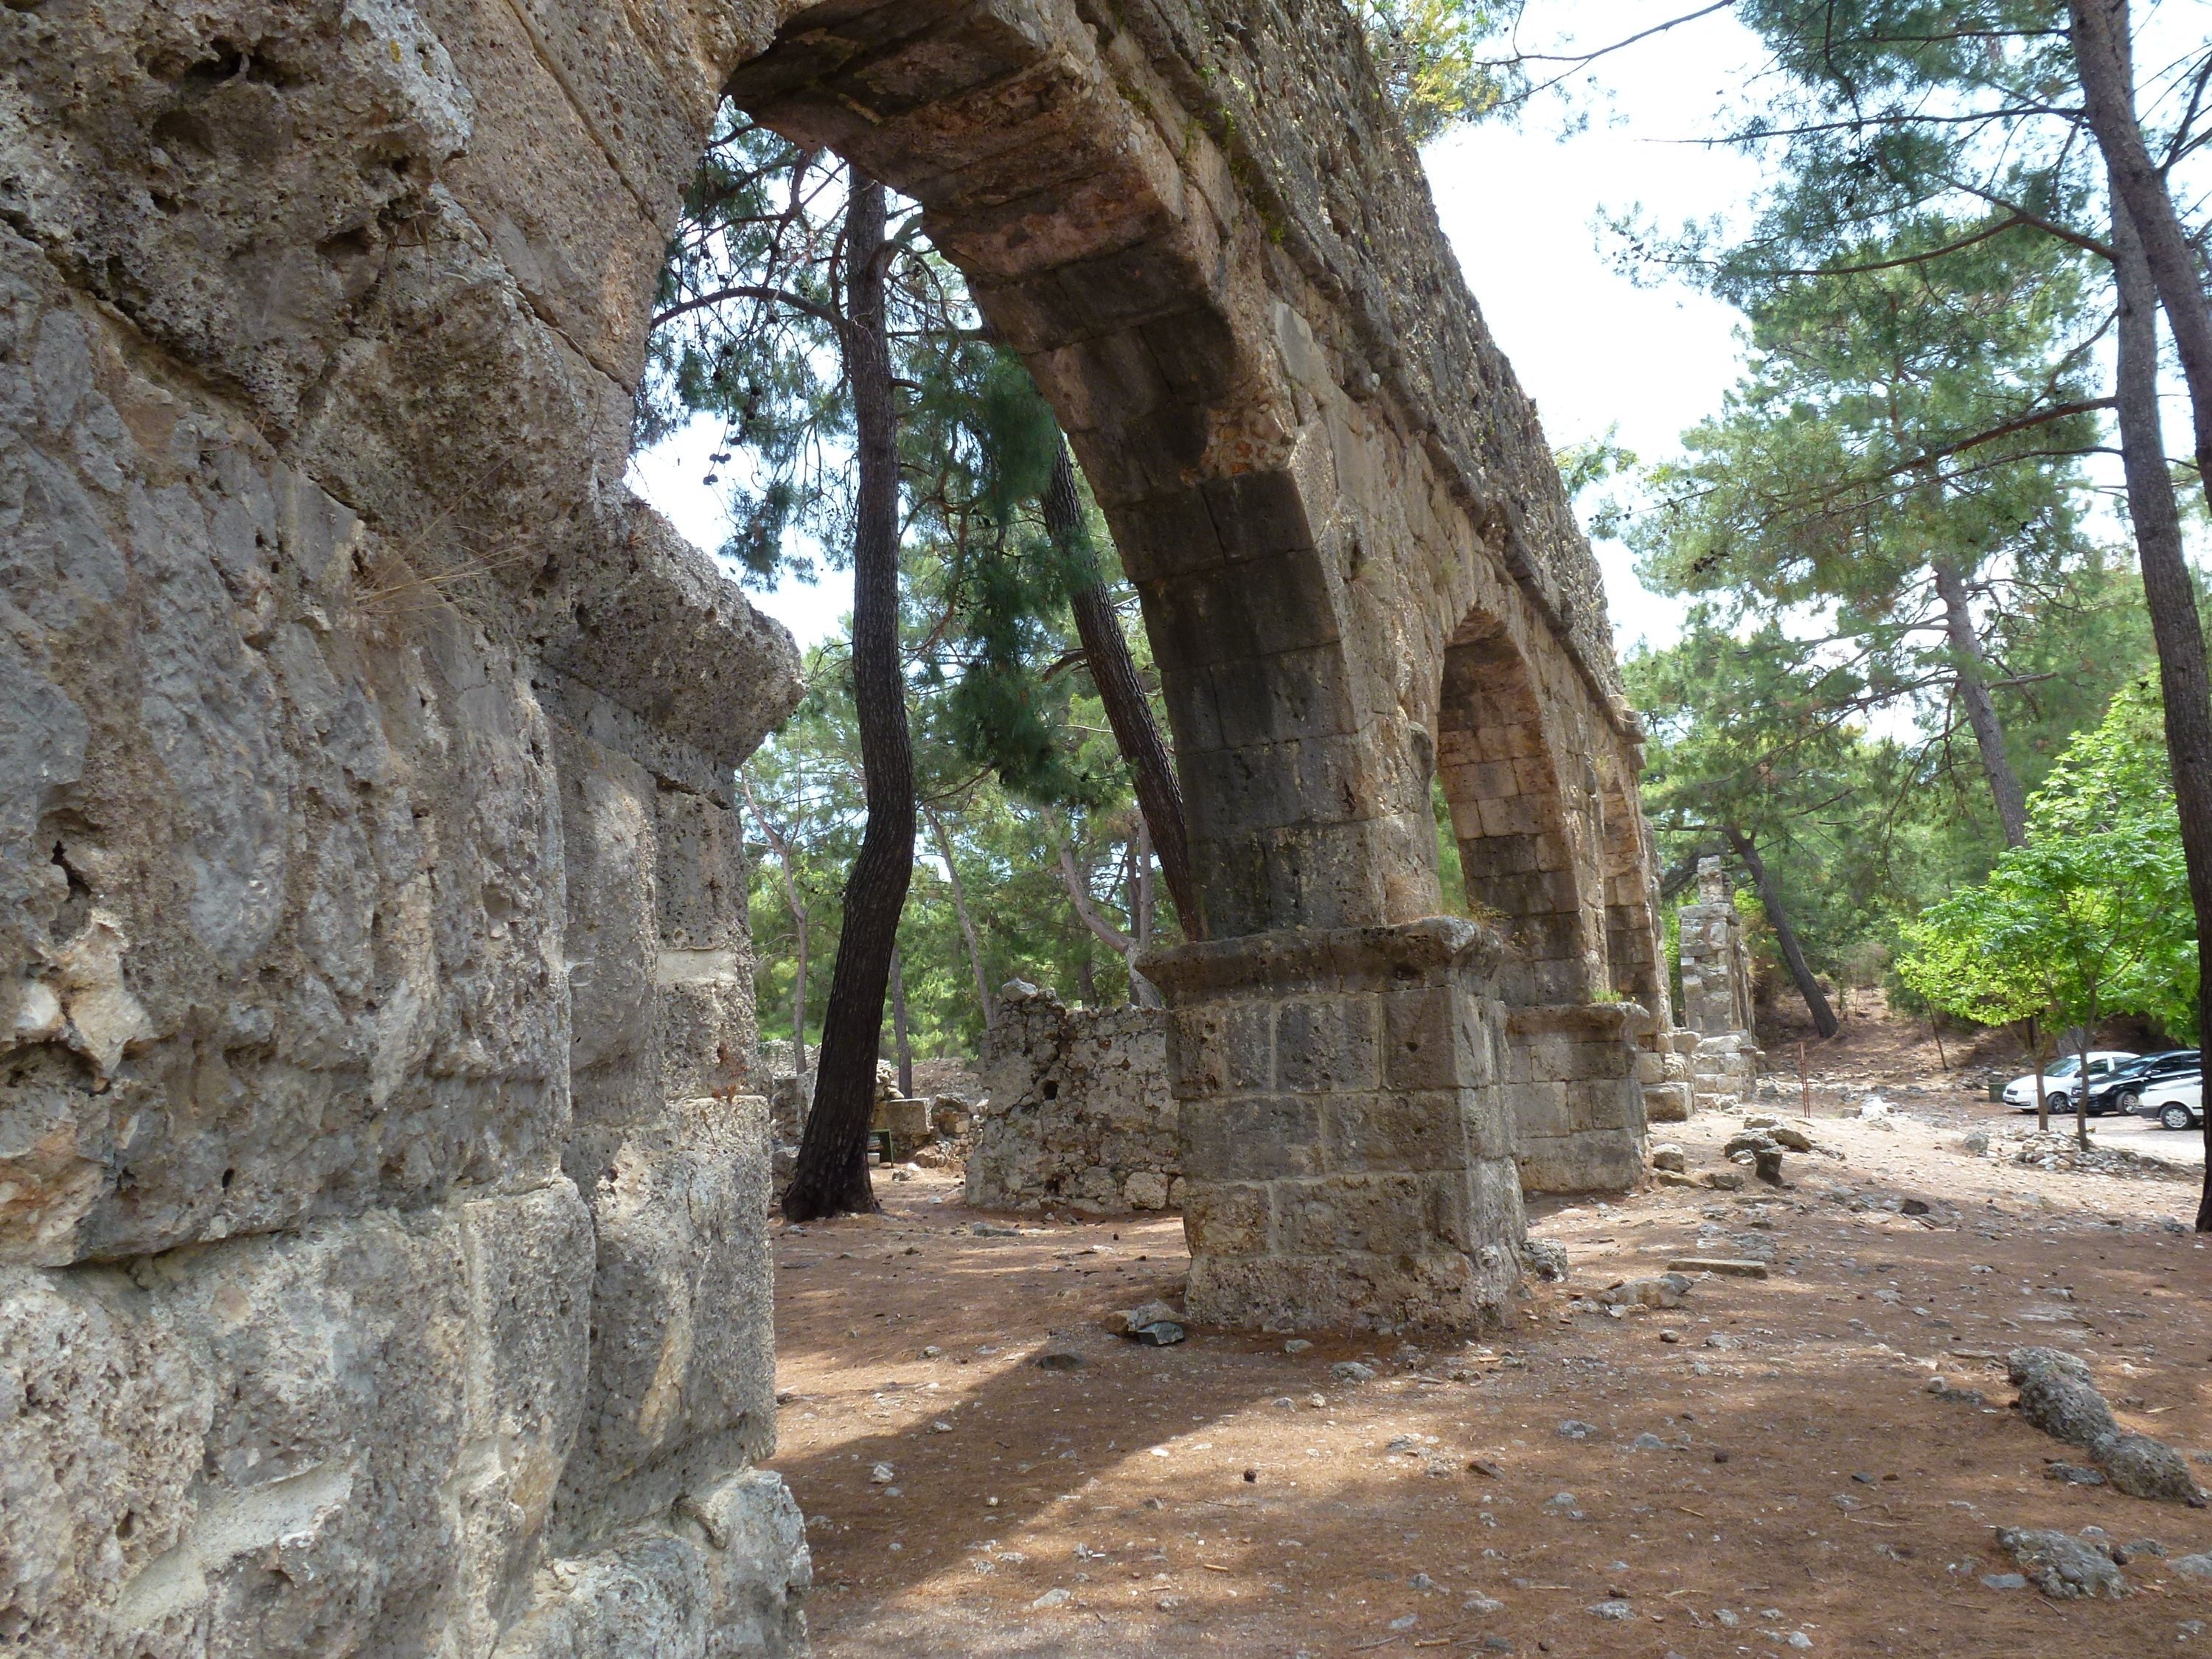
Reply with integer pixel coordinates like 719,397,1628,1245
2093,1049,2202,1115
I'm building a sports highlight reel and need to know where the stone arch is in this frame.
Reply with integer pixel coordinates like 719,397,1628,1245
726,0,1436,940
718,0,1665,1276
1431,608,1603,1004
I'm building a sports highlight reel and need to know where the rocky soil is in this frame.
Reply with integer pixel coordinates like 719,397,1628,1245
768,1099,2212,1657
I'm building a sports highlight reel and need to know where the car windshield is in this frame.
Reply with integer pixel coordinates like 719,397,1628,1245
2049,1056,2082,1077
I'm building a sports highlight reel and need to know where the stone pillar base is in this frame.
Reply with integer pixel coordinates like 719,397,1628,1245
1143,919,1524,1333
1637,1026,1703,1123
1506,1001,1651,1193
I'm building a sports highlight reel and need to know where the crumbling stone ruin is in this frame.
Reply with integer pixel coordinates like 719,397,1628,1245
967,983,1180,1214
1,0,1669,1644
1678,858,1764,1107
1638,1026,1703,1124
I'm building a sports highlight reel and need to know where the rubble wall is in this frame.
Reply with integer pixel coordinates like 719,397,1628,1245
966,987,1180,1214
0,2,810,1653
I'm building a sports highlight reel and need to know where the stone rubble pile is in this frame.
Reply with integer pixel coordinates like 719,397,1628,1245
2005,1129,2195,1182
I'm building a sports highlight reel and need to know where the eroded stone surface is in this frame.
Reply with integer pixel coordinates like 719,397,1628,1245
1,0,807,1649
967,984,1179,1215
1148,919,1526,1332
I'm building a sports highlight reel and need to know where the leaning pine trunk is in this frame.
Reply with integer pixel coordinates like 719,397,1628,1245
2109,192,2212,1225
1042,445,1203,938
1723,827,1837,1039
783,173,910,1222
2071,0,2212,509
1930,560,2030,847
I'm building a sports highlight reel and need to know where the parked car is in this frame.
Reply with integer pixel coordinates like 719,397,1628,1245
2096,1049,2201,1115
2141,1072,2204,1133
2000,1051,2140,1113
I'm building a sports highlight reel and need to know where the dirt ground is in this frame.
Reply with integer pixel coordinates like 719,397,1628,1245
767,1093,2212,1658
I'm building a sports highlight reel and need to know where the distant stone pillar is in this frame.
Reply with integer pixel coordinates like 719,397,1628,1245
1679,855,1755,1037
1144,919,1524,1332
1675,856,1762,1106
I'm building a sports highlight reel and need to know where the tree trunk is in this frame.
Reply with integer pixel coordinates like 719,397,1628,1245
926,805,995,1033
1723,826,1838,1038
1932,559,2029,847
2110,193,2212,1227
2028,1014,2050,1135
889,945,913,1099
1056,837,1160,1006
1042,445,1203,938
2075,1018,2094,1152
784,173,908,1222
2070,0,2212,511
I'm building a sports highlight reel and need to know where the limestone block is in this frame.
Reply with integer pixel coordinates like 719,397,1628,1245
451,1186,601,1646
21,1182,587,1659
653,790,747,954
490,1467,807,1659
1273,994,1379,1093
1382,987,1490,1091
1122,1170,1171,1211
1166,1001,1274,1094
689,1467,811,1658
1322,1091,1473,1170
0,234,614,1256
656,973,754,1103
0,1266,212,1656
1275,1172,1438,1257
556,1097,774,1545
1180,1095,1326,1183
0,2,478,435
1502,1080,1572,1141
490,1535,707,1659
1523,1128,1647,1194
1182,1180,1271,1254
1643,1081,1693,1124
559,731,661,1086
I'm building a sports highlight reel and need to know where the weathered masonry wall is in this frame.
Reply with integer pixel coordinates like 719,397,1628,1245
967,984,1180,1214
1,2,811,1654
1148,921,1526,1332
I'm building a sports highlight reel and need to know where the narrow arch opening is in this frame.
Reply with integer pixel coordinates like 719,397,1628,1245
1432,610,1600,1004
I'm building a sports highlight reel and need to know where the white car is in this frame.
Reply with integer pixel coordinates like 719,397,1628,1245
2000,1051,2140,1112
2143,1073,2204,1133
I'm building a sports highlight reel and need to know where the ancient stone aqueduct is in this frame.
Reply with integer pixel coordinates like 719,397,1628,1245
0,0,1670,1650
